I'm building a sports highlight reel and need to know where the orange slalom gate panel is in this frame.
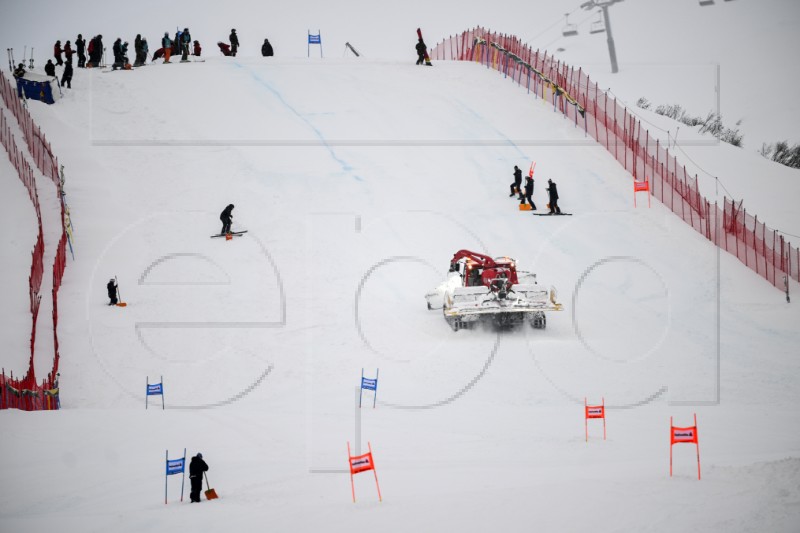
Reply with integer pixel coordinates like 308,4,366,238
584,397,606,441
347,442,382,503
670,414,701,480
633,177,651,208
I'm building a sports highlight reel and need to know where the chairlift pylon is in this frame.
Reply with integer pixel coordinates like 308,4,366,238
589,11,605,34
562,14,578,37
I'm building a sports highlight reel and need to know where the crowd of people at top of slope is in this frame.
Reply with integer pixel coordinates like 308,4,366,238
12,28,276,89
509,165,562,215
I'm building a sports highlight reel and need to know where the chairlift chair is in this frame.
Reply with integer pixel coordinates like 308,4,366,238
562,14,578,37
589,11,605,34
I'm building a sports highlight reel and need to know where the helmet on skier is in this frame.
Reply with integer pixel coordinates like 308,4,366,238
196,453,203,459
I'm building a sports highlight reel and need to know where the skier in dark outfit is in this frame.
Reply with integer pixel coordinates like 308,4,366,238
220,204,235,235
189,453,209,503
509,165,522,197
229,29,239,56
546,179,561,214
107,279,118,305
523,175,536,210
13,63,26,79
415,38,426,65
44,60,56,77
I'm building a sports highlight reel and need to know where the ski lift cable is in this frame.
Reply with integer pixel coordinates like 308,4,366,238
522,4,583,47
538,10,599,50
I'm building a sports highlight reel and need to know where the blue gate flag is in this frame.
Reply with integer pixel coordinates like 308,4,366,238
308,30,323,57
359,368,379,408
165,448,187,504
147,376,165,410
166,457,185,475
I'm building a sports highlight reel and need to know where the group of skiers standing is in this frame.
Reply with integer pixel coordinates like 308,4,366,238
509,165,561,215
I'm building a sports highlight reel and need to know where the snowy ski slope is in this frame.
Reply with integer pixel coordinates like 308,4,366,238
1,56,799,532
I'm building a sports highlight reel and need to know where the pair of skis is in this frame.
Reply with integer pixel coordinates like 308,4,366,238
417,28,432,66
210,230,247,238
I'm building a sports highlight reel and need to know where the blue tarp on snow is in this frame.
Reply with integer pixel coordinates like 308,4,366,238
16,74,60,105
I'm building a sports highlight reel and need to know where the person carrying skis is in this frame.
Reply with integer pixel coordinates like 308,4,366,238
415,37,426,65
54,40,64,66
220,204,235,235
546,179,561,214
162,32,172,63
76,34,86,68
509,165,522,198
189,453,209,503
523,175,536,210
181,28,192,61
229,29,239,56
261,38,273,57
107,278,118,305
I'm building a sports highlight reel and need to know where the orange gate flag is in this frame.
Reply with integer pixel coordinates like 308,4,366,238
347,441,382,503
585,397,606,442
633,177,651,208
670,414,701,480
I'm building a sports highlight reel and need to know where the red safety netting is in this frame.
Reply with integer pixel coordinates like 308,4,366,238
0,72,64,410
431,28,796,292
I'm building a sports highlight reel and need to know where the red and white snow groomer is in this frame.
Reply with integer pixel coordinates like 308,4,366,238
425,250,562,331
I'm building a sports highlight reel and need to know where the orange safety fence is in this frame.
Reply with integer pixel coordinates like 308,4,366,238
430,28,796,292
0,72,65,410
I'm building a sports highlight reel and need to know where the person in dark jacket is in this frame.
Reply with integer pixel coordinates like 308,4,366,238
415,38,426,65
44,59,56,77
546,179,561,214
76,34,86,68
220,204,235,235
111,38,123,69
189,453,209,503
193,40,202,56
64,41,74,64
261,38,273,57
140,38,149,65
88,35,103,67
61,61,73,88
509,165,522,198
181,28,191,61
13,63,26,79
523,175,536,210
133,34,143,66
107,278,118,305
229,29,239,56
54,40,64,66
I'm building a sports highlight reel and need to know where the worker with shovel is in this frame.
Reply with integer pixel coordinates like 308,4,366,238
107,278,118,305
189,453,209,503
